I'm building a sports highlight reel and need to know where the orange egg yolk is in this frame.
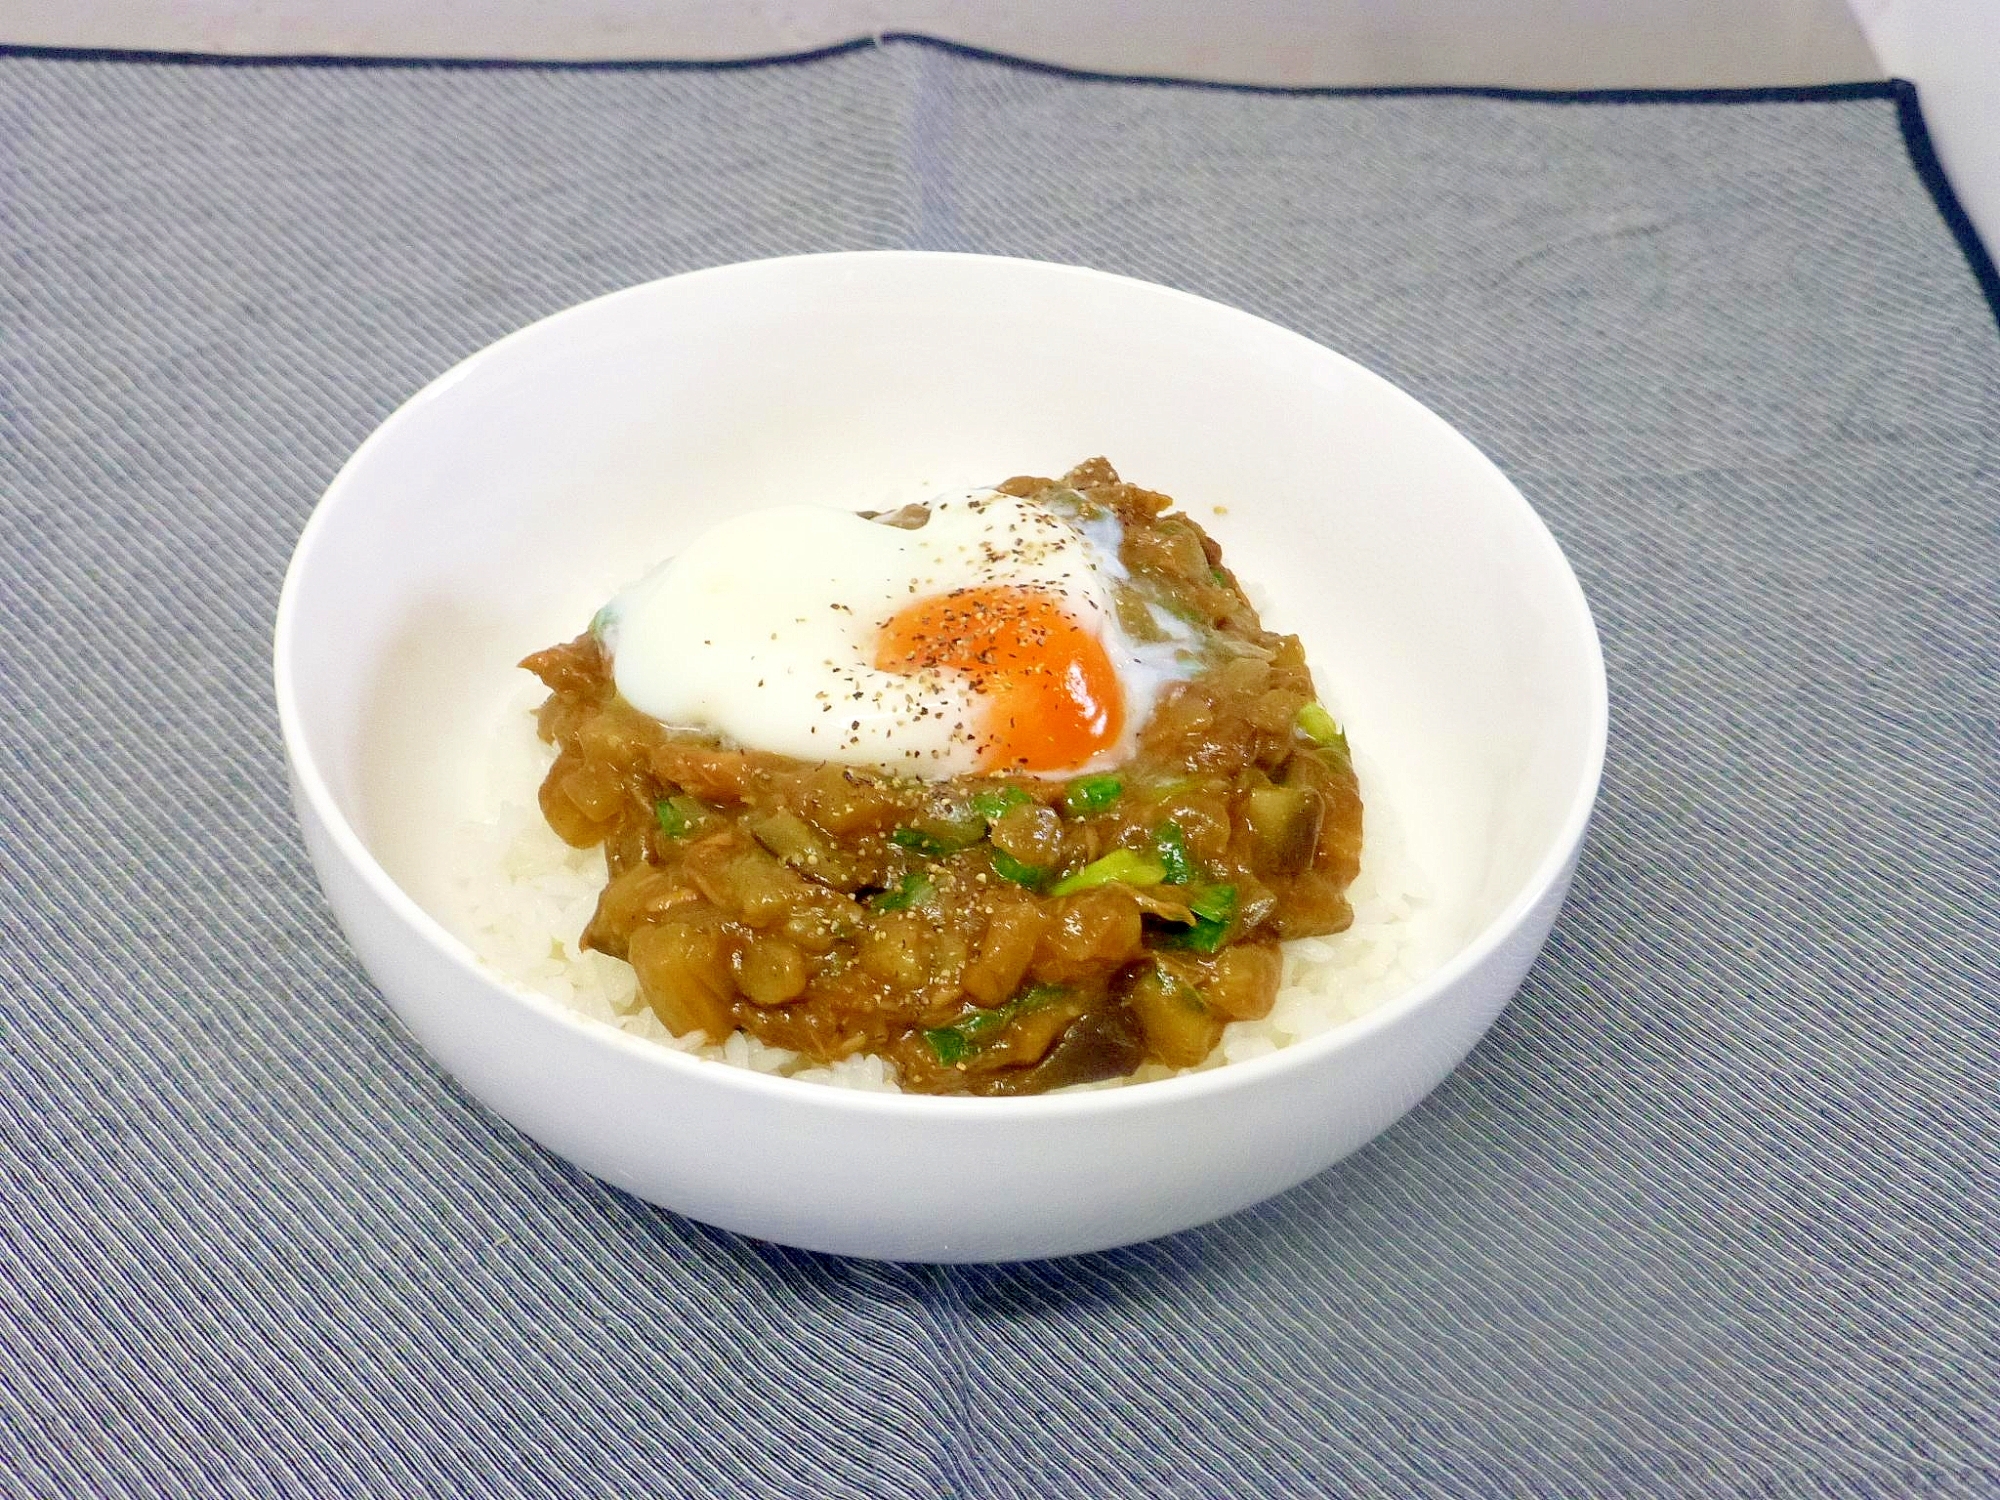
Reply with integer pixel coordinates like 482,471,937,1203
875,586,1125,772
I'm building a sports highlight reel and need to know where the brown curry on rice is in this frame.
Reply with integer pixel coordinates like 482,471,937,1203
523,459,1362,1095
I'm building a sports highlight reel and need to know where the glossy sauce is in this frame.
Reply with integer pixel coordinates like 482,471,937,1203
523,460,1363,1094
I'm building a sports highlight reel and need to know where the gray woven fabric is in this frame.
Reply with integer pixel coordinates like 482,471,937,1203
3,40,1996,1499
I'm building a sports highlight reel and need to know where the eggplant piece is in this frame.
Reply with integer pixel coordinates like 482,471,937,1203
746,807,875,891
972,1002,1147,1096
1123,961,1225,1067
582,864,695,958
1273,870,1355,940
1241,784,1324,875
857,503,931,530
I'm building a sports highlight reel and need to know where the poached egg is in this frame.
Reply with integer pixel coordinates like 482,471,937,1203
599,488,1195,777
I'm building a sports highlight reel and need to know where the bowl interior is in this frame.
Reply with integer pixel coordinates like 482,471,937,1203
280,253,1602,1024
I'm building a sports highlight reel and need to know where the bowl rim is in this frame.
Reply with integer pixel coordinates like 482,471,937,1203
273,248,1609,1120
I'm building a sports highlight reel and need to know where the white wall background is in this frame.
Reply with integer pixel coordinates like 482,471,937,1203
1852,0,2000,267
2,0,1882,84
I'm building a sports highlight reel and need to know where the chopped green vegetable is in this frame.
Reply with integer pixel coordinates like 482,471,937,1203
1295,701,1349,754
988,848,1048,890
1159,918,1228,953
890,809,984,857
589,604,615,641
1188,883,1238,923
922,983,1067,1065
1153,822,1196,885
655,795,709,837
972,786,1032,822
924,1027,972,1066
868,870,935,912
1063,775,1124,816
1157,884,1238,952
1050,848,1166,897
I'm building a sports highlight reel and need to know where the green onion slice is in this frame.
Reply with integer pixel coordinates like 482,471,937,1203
868,870,935,912
1157,883,1238,952
972,786,1032,822
922,983,1067,1065
988,848,1048,890
654,796,705,837
1295,702,1349,754
1153,822,1196,885
1050,848,1165,897
1062,775,1123,816
924,1028,973,1066
1188,883,1238,922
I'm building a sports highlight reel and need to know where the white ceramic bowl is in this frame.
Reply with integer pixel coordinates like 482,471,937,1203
275,252,1605,1262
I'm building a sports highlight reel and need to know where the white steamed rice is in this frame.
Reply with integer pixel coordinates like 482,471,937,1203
449,700,1439,1092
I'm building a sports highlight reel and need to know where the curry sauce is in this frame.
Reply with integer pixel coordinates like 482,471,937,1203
523,460,1362,1094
